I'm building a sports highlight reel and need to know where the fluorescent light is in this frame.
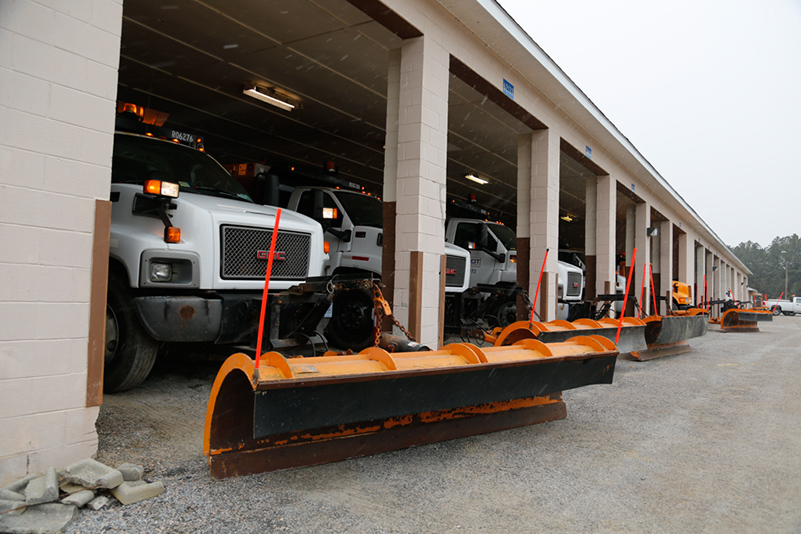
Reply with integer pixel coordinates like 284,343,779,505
465,173,488,185
560,214,574,222
243,87,295,111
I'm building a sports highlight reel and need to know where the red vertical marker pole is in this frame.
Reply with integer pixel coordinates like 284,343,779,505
255,208,282,370
616,248,637,345
530,248,549,323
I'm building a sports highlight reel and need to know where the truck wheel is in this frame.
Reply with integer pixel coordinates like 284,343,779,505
324,289,375,351
104,275,159,393
772,306,782,316
489,299,518,329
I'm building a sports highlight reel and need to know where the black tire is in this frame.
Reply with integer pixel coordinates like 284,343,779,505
789,312,796,317
772,306,782,316
104,274,159,393
324,289,375,351
488,298,517,329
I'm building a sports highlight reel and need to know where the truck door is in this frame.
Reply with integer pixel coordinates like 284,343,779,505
453,221,499,286
294,189,350,259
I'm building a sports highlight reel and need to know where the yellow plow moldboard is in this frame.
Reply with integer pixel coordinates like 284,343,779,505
204,337,618,478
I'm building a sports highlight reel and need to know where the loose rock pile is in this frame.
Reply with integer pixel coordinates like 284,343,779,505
0,458,163,533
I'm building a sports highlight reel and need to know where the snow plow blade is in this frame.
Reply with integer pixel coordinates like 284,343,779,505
720,308,773,332
630,311,708,361
204,337,618,478
489,319,647,354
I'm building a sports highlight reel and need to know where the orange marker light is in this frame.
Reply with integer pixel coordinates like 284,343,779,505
144,180,162,195
324,241,330,254
164,227,181,243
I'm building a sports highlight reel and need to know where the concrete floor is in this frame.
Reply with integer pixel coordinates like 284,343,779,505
72,316,801,533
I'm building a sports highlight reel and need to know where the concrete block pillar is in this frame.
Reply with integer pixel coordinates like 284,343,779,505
701,250,715,310
677,232,693,291
391,35,449,346
658,221,673,315
634,202,651,316
695,243,706,305
595,175,616,298
584,177,597,299
712,256,718,302
527,129,560,321
516,134,532,318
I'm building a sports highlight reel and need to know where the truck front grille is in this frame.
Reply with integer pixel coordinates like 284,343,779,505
445,254,467,288
221,225,311,280
566,271,583,297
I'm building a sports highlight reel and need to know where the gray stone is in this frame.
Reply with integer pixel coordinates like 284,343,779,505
117,463,144,482
58,481,85,494
24,468,58,506
1,474,36,495
110,480,164,505
60,458,122,489
0,488,25,501
0,502,78,534
61,489,94,508
86,495,109,511
0,499,26,516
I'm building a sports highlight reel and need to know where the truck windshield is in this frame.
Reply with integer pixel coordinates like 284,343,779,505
333,191,383,228
112,133,254,202
488,223,517,251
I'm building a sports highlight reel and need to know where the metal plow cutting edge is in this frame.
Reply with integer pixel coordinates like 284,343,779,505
630,311,709,361
489,319,647,354
204,336,618,478
718,308,773,332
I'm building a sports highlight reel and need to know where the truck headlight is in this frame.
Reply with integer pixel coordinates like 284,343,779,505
150,262,173,282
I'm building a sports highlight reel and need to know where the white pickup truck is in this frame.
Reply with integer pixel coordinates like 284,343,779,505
766,296,801,316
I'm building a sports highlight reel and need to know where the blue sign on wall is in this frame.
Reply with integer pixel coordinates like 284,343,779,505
585,146,592,159
503,79,514,99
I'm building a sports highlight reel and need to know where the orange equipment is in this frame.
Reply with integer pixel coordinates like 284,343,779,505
204,333,618,478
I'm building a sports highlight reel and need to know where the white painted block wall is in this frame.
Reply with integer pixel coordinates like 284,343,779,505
0,0,122,485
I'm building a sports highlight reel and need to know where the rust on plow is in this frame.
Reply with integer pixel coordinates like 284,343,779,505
629,312,708,361
204,337,618,478
719,308,773,333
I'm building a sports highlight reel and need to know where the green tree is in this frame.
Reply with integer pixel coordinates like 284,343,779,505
732,234,801,299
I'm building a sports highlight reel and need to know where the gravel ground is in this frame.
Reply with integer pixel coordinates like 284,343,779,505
67,317,801,533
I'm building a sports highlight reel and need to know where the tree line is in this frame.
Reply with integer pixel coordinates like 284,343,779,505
731,234,800,299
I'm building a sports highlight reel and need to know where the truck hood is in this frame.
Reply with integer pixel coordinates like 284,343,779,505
178,192,321,232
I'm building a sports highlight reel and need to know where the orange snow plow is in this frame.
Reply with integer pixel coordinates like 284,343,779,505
630,309,708,361
716,308,773,332
204,334,618,478
483,318,647,354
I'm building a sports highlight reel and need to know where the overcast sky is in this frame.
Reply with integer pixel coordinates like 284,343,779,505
497,0,801,249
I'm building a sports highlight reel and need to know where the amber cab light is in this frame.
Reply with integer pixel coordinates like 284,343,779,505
164,227,181,243
324,241,330,254
510,255,517,263
144,179,179,198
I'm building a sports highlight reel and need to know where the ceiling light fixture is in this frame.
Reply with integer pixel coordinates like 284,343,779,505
465,173,488,185
560,214,574,222
243,86,295,112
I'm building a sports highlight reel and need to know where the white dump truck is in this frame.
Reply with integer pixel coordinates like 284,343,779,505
283,185,472,348
444,218,585,323
106,111,333,392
